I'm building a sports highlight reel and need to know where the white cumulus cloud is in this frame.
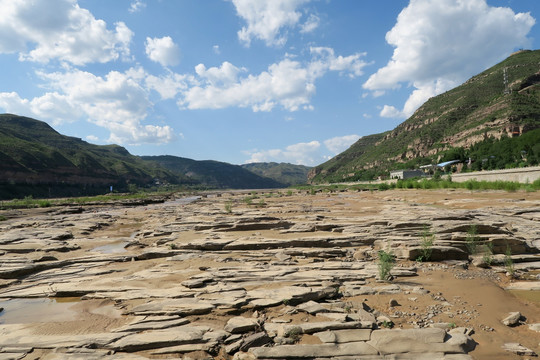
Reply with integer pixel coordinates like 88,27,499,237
300,14,320,34
0,91,82,125
324,135,360,155
245,140,321,165
0,67,176,145
145,73,189,100
0,0,133,65
179,48,368,112
145,36,181,67
364,0,535,118
232,0,312,47
129,0,146,13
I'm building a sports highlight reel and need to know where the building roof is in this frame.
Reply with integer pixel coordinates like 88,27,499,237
436,160,461,167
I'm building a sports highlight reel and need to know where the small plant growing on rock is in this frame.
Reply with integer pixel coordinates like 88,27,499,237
465,225,478,255
378,250,395,281
482,241,494,266
224,201,233,213
417,225,435,262
504,244,516,277
381,320,394,329
284,326,302,342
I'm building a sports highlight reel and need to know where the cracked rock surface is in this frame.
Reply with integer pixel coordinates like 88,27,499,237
0,189,539,359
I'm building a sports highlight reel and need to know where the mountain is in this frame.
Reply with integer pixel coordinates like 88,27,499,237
241,162,311,186
0,114,191,198
309,50,540,183
0,115,290,199
141,156,284,189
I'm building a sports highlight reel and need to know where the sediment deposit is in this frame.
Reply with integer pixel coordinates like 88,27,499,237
1,189,539,359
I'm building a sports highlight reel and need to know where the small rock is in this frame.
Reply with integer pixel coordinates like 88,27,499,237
389,299,399,307
225,317,259,334
502,312,522,327
297,300,328,314
502,343,537,356
239,332,272,352
225,339,243,354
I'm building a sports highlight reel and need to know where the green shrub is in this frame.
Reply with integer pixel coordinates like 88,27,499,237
482,242,494,266
417,226,435,262
381,320,395,329
465,225,478,255
504,245,515,276
38,200,51,208
224,201,233,213
378,250,395,281
284,326,302,342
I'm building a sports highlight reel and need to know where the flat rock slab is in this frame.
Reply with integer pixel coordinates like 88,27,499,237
502,342,537,356
31,349,151,360
107,325,210,352
506,281,540,291
247,285,336,307
225,316,259,334
125,298,214,316
112,317,190,332
265,321,374,338
297,300,328,314
0,324,123,349
250,342,378,358
314,329,372,343
367,328,475,355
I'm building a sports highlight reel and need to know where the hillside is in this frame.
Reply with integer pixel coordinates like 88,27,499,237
0,115,291,199
0,114,188,198
309,50,540,183
141,156,284,189
241,162,311,186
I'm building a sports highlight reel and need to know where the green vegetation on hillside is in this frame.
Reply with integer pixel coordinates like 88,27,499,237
310,50,540,183
0,114,188,199
240,162,311,186
0,114,294,199
141,155,284,189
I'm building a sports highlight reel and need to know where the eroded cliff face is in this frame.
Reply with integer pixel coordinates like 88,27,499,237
310,51,540,183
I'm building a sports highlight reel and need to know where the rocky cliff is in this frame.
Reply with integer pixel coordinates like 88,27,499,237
309,50,540,183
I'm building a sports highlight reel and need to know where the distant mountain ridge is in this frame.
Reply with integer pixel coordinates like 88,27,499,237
140,155,284,189
0,114,305,199
241,162,311,186
0,114,185,198
309,49,540,183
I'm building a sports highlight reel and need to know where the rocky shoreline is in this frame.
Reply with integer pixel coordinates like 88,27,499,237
0,189,539,359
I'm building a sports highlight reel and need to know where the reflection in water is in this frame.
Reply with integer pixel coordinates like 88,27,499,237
91,241,128,254
0,297,80,324
509,290,540,306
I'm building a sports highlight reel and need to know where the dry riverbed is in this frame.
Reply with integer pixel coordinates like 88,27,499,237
0,188,539,359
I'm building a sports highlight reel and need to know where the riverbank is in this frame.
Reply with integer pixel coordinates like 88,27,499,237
1,189,539,359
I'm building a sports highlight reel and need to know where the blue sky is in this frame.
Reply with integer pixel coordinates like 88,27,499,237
0,0,538,166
